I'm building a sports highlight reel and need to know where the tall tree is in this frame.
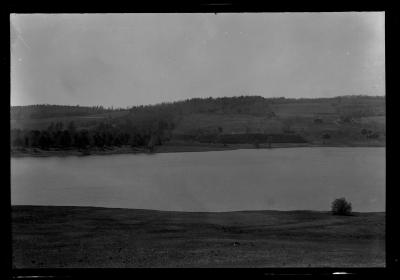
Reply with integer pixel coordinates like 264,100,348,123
60,130,72,147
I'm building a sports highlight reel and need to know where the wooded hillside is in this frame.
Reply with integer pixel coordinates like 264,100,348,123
10,95,385,150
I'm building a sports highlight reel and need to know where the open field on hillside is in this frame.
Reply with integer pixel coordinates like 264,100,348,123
12,206,385,268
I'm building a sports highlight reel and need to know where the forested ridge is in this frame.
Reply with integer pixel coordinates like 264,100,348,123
10,95,385,152
10,104,122,120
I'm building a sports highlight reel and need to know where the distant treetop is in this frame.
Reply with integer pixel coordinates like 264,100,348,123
11,95,385,120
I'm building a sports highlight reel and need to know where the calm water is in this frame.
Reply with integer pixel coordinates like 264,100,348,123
11,148,385,212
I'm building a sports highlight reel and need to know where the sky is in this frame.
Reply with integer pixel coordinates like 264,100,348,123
10,12,385,107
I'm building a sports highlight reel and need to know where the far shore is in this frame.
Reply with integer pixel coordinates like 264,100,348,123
11,141,385,158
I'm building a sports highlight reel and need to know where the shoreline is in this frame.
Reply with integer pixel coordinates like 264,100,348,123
11,204,385,214
12,205,385,268
11,142,386,158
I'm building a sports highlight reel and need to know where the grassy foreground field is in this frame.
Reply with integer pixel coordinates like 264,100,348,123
12,206,385,268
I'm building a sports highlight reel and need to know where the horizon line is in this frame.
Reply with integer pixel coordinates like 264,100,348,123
10,94,385,109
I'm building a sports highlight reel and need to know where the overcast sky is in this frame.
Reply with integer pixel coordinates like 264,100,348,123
11,13,385,107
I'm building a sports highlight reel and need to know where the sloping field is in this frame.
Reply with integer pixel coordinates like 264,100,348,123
174,113,284,134
270,102,338,118
12,206,385,268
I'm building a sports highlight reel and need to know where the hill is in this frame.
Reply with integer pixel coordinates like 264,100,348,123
12,206,385,267
10,95,386,154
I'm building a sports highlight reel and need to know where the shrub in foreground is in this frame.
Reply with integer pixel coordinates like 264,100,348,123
331,197,352,216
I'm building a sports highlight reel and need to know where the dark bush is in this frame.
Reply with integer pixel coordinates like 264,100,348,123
331,197,352,216
322,133,331,139
367,132,380,139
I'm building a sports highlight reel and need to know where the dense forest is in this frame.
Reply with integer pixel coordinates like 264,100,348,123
10,118,171,151
10,104,121,120
10,95,385,152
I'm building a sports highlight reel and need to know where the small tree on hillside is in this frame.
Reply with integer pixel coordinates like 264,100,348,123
322,133,331,144
331,197,352,216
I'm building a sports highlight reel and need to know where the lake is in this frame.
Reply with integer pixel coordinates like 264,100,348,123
11,148,385,212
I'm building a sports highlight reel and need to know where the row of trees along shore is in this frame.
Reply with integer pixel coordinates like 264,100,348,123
11,120,172,151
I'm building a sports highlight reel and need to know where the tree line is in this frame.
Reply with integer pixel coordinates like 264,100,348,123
11,105,122,120
11,118,174,151
128,96,277,117
11,95,385,121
